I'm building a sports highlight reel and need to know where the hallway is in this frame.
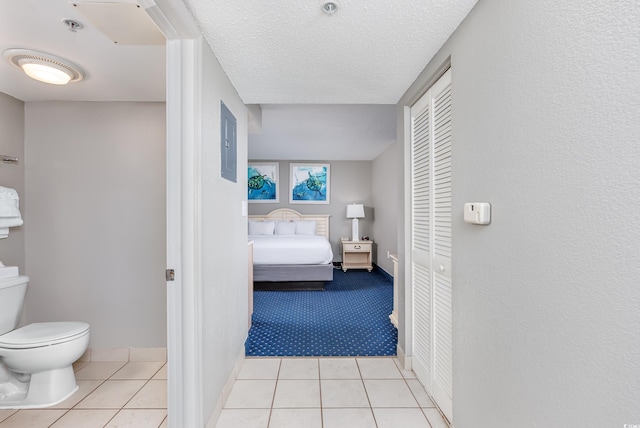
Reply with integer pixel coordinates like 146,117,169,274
215,357,449,428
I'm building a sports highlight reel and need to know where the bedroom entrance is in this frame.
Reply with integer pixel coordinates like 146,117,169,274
246,208,397,357
246,267,397,356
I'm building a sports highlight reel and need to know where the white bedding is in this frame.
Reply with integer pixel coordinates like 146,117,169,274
250,235,334,265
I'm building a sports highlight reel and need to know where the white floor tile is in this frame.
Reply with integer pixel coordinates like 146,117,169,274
15,356,446,428
0,409,66,428
320,380,369,408
152,364,167,380
104,409,167,428
392,358,417,379
406,379,436,407
423,408,450,428
214,409,270,428
75,380,146,409
0,410,17,423
74,362,127,380
272,380,320,408
356,358,402,379
278,358,319,379
363,380,419,408
322,408,377,428
49,409,118,428
125,380,167,408
111,362,165,380
237,359,281,380
269,408,322,428
49,380,104,409
372,408,431,428
224,380,276,409
319,358,361,379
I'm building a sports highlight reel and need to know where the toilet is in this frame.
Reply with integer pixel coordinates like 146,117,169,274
0,275,90,409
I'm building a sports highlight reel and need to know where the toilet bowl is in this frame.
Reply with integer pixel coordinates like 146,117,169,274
0,276,90,409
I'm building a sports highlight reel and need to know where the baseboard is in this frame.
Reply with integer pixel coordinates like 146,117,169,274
374,263,394,282
206,349,245,428
396,344,412,371
80,347,167,362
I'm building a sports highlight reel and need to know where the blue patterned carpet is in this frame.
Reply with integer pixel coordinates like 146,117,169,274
245,267,398,357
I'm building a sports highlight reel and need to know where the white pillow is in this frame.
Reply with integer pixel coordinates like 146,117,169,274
295,220,317,235
275,221,297,235
248,220,275,235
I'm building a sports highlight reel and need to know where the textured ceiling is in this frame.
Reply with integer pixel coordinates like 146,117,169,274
183,0,479,104
1,0,478,160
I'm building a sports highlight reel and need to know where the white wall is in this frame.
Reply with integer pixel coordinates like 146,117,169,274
398,0,640,426
24,102,166,348
0,93,25,274
372,143,398,275
248,160,373,261
198,41,249,422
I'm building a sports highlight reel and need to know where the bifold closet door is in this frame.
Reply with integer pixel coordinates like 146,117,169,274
410,68,453,422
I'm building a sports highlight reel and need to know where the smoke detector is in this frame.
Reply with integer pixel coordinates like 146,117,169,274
3,48,84,85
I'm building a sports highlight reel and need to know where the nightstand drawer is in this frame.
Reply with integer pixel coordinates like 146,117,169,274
341,240,374,272
343,243,371,252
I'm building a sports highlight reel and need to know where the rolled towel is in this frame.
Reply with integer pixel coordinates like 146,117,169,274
0,186,21,218
0,185,23,235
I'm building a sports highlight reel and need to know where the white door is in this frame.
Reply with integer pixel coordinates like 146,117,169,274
410,68,453,422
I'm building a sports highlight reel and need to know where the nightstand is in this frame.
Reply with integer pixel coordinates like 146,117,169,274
341,239,373,272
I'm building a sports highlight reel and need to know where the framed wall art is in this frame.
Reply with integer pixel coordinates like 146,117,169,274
289,163,330,204
248,162,279,203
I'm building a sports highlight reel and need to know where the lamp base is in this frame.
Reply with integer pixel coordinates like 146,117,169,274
351,218,359,241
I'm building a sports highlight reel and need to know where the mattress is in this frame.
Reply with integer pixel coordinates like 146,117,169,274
250,235,334,265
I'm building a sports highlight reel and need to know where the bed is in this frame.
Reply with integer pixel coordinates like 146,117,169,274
249,208,333,289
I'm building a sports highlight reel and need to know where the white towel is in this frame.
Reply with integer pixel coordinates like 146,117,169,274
0,187,23,236
0,218,22,228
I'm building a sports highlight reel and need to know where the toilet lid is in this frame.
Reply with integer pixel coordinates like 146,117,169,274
0,322,89,349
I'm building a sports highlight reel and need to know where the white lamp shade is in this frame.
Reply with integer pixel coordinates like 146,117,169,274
346,203,365,219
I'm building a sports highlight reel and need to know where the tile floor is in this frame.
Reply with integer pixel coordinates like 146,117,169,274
215,357,449,428
0,360,167,428
0,357,448,428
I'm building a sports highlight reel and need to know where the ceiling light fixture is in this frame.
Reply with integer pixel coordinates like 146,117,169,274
322,2,338,15
3,49,84,85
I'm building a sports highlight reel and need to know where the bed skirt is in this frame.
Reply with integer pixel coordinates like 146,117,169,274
253,263,334,282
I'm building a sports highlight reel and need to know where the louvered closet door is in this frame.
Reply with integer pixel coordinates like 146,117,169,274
410,68,453,423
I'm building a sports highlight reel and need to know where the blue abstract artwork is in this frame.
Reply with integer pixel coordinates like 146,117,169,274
290,163,330,204
248,163,279,203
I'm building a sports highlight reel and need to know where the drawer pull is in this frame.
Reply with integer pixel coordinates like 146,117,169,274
354,245,361,249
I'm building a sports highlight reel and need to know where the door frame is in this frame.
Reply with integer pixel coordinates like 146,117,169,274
141,1,202,426
401,61,453,424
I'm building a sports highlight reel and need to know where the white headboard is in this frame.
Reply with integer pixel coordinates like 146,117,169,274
249,208,330,240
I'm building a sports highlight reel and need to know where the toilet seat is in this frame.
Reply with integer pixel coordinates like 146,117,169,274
0,322,90,349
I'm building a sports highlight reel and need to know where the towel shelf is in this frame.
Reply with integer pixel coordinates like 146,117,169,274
1,155,18,164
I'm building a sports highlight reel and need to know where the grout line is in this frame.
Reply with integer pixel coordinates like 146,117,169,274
316,358,324,427
264,357,281,427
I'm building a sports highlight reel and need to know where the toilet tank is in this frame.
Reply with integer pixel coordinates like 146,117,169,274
0,275,28,335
